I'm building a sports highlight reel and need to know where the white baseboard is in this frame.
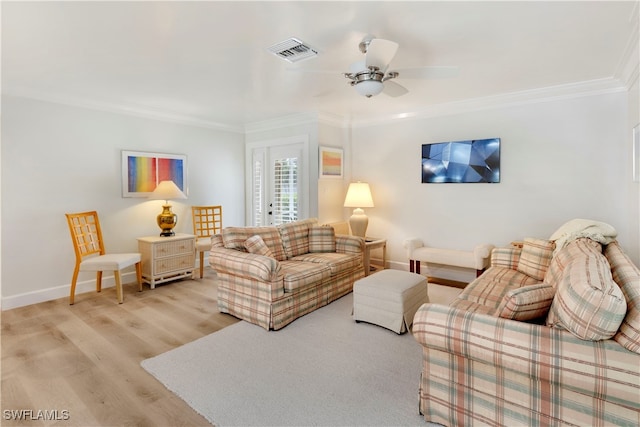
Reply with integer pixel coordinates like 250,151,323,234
1,271,140,310
1,258,469,310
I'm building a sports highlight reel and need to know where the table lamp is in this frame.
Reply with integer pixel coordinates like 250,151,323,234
148,180,187,237
343,182,374,238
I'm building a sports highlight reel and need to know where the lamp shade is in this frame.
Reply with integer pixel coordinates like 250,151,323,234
148,180,187,201
344,182,374,208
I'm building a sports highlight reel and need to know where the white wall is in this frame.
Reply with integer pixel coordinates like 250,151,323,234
3,89,637,307
317,122,351,224
629,78,640,256
1,95,245,308
351,91,637,281
245,114,320,223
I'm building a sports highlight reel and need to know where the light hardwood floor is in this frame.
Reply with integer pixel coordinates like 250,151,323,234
1,270,239,426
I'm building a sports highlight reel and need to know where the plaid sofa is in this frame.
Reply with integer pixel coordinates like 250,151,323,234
413,238,640,426
209,218,364,330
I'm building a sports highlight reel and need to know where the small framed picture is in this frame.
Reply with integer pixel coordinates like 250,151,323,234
319,146,343,179
634,124,640,183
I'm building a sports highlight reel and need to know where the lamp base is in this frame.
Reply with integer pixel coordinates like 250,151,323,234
349,208,368,238
157,204,177,237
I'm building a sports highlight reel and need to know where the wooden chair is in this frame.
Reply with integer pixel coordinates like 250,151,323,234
191,205,223,278
65,211,142,304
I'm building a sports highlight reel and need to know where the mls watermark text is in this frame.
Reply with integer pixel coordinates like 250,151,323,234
3,409,70,421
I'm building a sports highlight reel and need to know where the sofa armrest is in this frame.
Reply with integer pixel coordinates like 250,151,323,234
209,247,282,282
490,246,521,269
336,235,364,254
413,304,639,406
403,237,424,257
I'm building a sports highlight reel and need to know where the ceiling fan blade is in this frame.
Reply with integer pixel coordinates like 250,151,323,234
365,38,399,70
392,66,459,79
383,81,409,97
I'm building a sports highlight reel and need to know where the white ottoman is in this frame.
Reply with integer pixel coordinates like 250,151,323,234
353,269,429,334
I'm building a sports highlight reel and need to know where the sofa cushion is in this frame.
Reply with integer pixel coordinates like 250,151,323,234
543,240,575,289
244,235,275,258
454,266,541,313
222,226,287,261
547,239,627,341
291,252,361,275
280,260,331,293
308,225,336,253
605,241,640,354
278,218,318,259
517,238,555,281
496,283,556,321
211,234,224,248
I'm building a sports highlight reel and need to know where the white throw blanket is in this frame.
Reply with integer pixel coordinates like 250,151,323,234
549,218,617,253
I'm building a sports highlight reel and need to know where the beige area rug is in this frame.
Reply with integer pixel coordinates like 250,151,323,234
142,282,461,426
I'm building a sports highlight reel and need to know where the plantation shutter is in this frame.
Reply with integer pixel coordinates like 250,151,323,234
247,138,307,227
252,148,265,226
272,156,298,224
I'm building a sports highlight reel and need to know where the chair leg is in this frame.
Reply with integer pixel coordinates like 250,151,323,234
135,262,143,292
96,271,103,293
114,271,123,304
70,265,80,305
199,251,205,279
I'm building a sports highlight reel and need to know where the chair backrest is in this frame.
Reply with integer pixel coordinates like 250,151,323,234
65,211,105,261
191,205,223,238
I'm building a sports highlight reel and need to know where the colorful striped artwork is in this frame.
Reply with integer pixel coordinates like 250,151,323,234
127,155,157,193
122,151,187,197
157,158,185,191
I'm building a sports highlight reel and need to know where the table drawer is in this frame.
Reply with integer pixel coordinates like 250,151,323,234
153,238,194,257
153,254,195,275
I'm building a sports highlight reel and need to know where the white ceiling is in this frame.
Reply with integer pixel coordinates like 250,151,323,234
2,1,638,131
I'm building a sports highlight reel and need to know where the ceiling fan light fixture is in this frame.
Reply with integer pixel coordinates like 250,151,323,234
354,80,384,98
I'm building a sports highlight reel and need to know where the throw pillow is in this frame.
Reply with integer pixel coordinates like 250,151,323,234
517,238,555,281
546,239,627,341
308,225,336,253
605,241,640,354
496,284,556,321
244,235,275,258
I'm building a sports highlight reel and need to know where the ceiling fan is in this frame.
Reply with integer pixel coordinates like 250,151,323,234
343,35,458,98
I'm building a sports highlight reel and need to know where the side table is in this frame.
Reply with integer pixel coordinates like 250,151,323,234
364,237,387,276
137,233,196,289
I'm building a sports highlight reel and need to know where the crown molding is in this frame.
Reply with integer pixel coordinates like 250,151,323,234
347,77,628,128
243,112,320,134
243,111,350,132
3,75,632,134
1,87,245,134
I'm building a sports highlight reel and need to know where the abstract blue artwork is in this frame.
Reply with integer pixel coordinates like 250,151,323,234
421,138,500,183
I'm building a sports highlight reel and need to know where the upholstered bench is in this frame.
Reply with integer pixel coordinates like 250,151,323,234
403,238,494,278
353,269,429,334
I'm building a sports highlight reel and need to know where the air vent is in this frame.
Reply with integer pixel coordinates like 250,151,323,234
268,37,318,63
